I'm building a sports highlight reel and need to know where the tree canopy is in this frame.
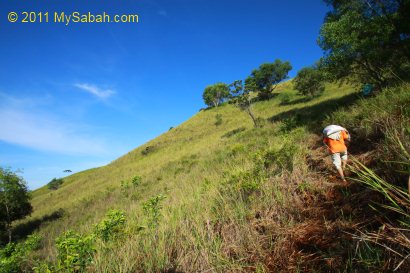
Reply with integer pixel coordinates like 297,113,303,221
0,168,32,243
47,178,64,190
245,59,292,100
229,80,259,127
294,66,325,97
202,82,230,108
319,0,410,89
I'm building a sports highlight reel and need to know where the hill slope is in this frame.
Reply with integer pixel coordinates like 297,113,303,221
12,82,410,272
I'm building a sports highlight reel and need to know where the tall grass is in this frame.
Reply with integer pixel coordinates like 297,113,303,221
7,82,382,271
327,84,410,271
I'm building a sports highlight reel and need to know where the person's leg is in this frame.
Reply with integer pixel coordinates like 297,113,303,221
341,151,348,171
331,153,346,181
336,167,346,181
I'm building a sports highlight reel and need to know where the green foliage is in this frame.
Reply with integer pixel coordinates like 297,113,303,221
223,149,282,197
0,234,42,273
120,180,131,196
142,194,167,229
26,80,360,271
221,127,246,138
0,168,32,243
202,82,231,107
229,80,259,127
94,210,126,242
254,117,266,128
131,175,142,187
280,116,300,133
319,0,410,88
214,113,223,126
121,176,141,196
294,66,325,97
33,262,53,273
245,59,292,100
56,230,95,272
47,178,64,190
141,145,156,156
279,92,292,105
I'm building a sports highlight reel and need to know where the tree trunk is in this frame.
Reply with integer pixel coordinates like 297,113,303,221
246,106,257,127
7,226,11,244
5,202,12,243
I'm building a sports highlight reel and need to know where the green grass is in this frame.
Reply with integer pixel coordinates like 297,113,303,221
9,81,366,271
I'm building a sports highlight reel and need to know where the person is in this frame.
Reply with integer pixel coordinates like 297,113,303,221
323,125,351,182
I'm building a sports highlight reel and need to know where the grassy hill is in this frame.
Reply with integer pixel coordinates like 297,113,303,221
9,82,410,272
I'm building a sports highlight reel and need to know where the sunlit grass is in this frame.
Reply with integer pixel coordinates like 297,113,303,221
19,81,361,271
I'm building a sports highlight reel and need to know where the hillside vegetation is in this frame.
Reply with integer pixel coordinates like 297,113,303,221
6,81,409,272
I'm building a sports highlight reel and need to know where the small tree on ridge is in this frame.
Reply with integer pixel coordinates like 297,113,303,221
294,66,325,98
0,168,32,243
245,59,292,100
202,82,230,108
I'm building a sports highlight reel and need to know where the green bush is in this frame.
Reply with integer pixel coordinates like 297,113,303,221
279,92,292,105
0,234,42,273
224,152,267,196
131,175,142,187
120,180,130,196
254,117,266,128
142,194,167,229
55,231,95,272
33,262,53,273
47,178,63,190
280,116,300,133
222,127,246,138
294,66,325,98
94,210,126,242
141,146,156,156
215,113,223,126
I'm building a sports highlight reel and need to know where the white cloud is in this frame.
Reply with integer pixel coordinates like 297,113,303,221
0,107,107,156
74,83,115,99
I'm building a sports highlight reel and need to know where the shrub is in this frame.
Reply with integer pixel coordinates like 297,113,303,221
0,234,42,273
280,92,292,105
254,117,266,128
33,262,53,273
55,231,95,272
294,66,325,98
94,210,126,242
280,116,300,133
214,114,223,126
224,152,267,197
141,146,156,156
222,127,246,138
131,175,142,187
142,194,167,229
120,181,130,196
47,178,63,190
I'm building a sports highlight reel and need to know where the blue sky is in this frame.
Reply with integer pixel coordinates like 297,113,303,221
0,0,329,189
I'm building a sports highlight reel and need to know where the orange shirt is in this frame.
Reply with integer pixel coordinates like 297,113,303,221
323,130,349,154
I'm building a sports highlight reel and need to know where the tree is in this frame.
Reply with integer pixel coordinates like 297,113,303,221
229,80,258,127
245,59,292,100
202,83,230,107
0,168,32,243
47,178,64,190
319,0,410,89
294,66,325,97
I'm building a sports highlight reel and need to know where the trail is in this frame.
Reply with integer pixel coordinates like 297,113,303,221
280,135,379,270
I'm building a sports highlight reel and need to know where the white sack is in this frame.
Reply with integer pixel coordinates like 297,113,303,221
323,125,346,137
